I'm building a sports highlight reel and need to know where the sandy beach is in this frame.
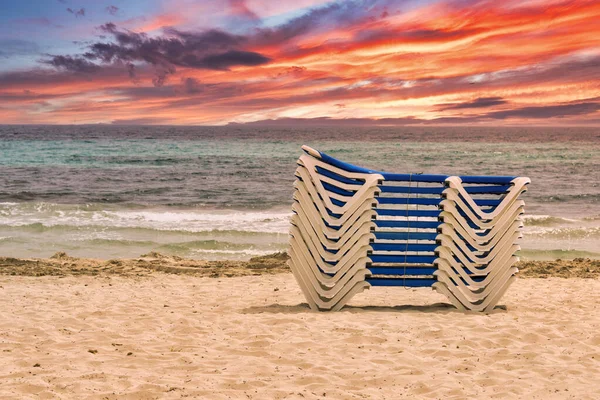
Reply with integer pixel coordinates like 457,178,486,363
1,254,599,399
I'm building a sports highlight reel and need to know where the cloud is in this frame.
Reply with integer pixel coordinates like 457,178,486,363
334,55,600,106
275,66,307,78
64,23,271,85
486,101,600,119
106,5,119,16
229,0,259,21
116,76,205,96
66,8,85,18
15,17,54,26
0,64,140,90
252,0,385,46
118,76,205,96
230,109,598,127
231,98,600,126
43,55,99,73
437,97,508,111
232,116,420,126
228,114,494,127
0,90,56,102
181,77,203,94
126,62,138,82
123,14,185,33
194,50,270,69
111,117,171,125
354,27,482,46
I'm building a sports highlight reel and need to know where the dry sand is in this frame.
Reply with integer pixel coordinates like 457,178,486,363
1,253,600,399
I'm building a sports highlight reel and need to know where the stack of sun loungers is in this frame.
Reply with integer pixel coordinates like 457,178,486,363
288,145,530,312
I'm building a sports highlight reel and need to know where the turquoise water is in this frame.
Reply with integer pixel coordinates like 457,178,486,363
0,125,598,260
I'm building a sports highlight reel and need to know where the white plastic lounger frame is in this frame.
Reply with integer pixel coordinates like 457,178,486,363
288,145,530,312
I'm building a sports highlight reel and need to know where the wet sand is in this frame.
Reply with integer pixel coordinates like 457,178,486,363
0,251,291,278
1,251,598,279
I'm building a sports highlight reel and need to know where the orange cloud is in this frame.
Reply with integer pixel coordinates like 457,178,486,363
129,14,186,32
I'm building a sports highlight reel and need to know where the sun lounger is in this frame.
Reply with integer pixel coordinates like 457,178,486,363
288,145,530,312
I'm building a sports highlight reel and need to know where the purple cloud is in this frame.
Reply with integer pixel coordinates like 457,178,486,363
43,54,98,73
66,8,85,18
106,5,119,16
59,23,272,85
486,101,600,119
437,97,508,111
181,77,203,94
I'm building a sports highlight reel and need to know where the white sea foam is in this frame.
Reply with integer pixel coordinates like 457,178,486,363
523,214,578,222
103,210,292,233
0,202,292,234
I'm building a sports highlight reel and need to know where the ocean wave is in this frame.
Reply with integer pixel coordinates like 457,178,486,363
522,215,578,226
157,240,259,252
190,248,277,257
533,193,600,203
72,238,284,254
0,223,289,239
82,238,156,247
0,202,292,233
518,249,600,260
0,230,285,260
523,227,600,239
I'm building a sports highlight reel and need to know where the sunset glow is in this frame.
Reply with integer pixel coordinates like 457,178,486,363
1,0,599,125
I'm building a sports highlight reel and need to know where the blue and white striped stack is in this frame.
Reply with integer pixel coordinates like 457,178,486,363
288,145,530,312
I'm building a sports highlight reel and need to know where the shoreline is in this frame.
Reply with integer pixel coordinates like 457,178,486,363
0,251,290,278
0,251,598,279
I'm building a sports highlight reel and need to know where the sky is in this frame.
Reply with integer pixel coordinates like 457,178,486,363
0,0,599,126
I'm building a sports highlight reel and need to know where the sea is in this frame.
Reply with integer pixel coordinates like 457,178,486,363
0,125,598,261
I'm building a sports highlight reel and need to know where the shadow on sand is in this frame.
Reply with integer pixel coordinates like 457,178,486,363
242,303,508,314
